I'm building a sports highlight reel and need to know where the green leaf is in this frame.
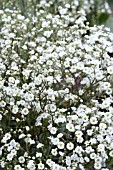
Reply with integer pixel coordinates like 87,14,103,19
98,13,109,24
39,132,49,145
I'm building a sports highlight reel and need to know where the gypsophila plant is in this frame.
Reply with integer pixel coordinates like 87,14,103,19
0,0,113,170
0,0,111,26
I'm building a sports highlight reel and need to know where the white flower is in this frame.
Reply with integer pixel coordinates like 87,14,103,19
52,164,60,170
103,82,111,89
95,72,104,80
66,142,74,150
75,146,83,154
90,117,98,125
21,108,29,115
107,65,113,74
50,104,56,112
19,134,26,139
14,165,22,170
106,88,112,95
66,156,71,166
8,77,15,83
101,99,111,108
97,144,105,152
46,159,52,167
109,150,113,157
87,129,93,136
38,162,45,169
12,106,18,114
0,80,4,88
94,163,102,169
34,77,42,85
25,93,34,102
11,149,17,156
75,130,83,137
0,114,2,120
18,156,25,163
50,127,57,134
22,83,29,90
57,133,63,138
0,100,6,107
27,160,36,170
69,65,76,73
85,146,94,154
77,137,84,143
66,123,75,132
7,153,13,161
84,157,90,163
51,148,57,156
36,143,44,148
90,153,96,159
36,152,42,157
82,115,89,122
99,123,107,130
95,156,102,163
57,141,65,149
28,41,36,47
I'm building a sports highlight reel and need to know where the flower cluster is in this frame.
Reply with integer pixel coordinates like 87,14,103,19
0,0,113,170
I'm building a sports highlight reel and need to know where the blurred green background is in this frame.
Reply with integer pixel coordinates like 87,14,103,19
106,0,113,31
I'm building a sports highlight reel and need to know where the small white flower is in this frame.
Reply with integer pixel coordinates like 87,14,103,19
57,141,65,149
12,106,18,114
7,153,13,161
95,156,102,163
101,99,110,108
99,123,107,130
57,133,63,138
52,164,60,170
50,104,56,112
66,123,75,132
14,165,22,170
11,149,17,156
27,160,36,170
21,108,29,115
77,137,84,143
50,127,57,134
75,130,83,137
38,162,45,170
66,142,74,150
51,137,60,145
8,77,15,83
0,100,6,107
36,152,42,157
66,156,71,166
22,83,29,90
90,153,96,159
18,156,25,163
87,129,93,136
95,72,104,80
0,114,2,120
94,163,102,170
36,143,44,148
97,144,105,152
109,150,113,157
51,148,57,156
46,159,52,167
90,117,98,125
0,80,4,88
107,65,113,74
106,88,112,94
19,134,26,139
75,146,83,154
84,157,90,163
34,77,42,85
